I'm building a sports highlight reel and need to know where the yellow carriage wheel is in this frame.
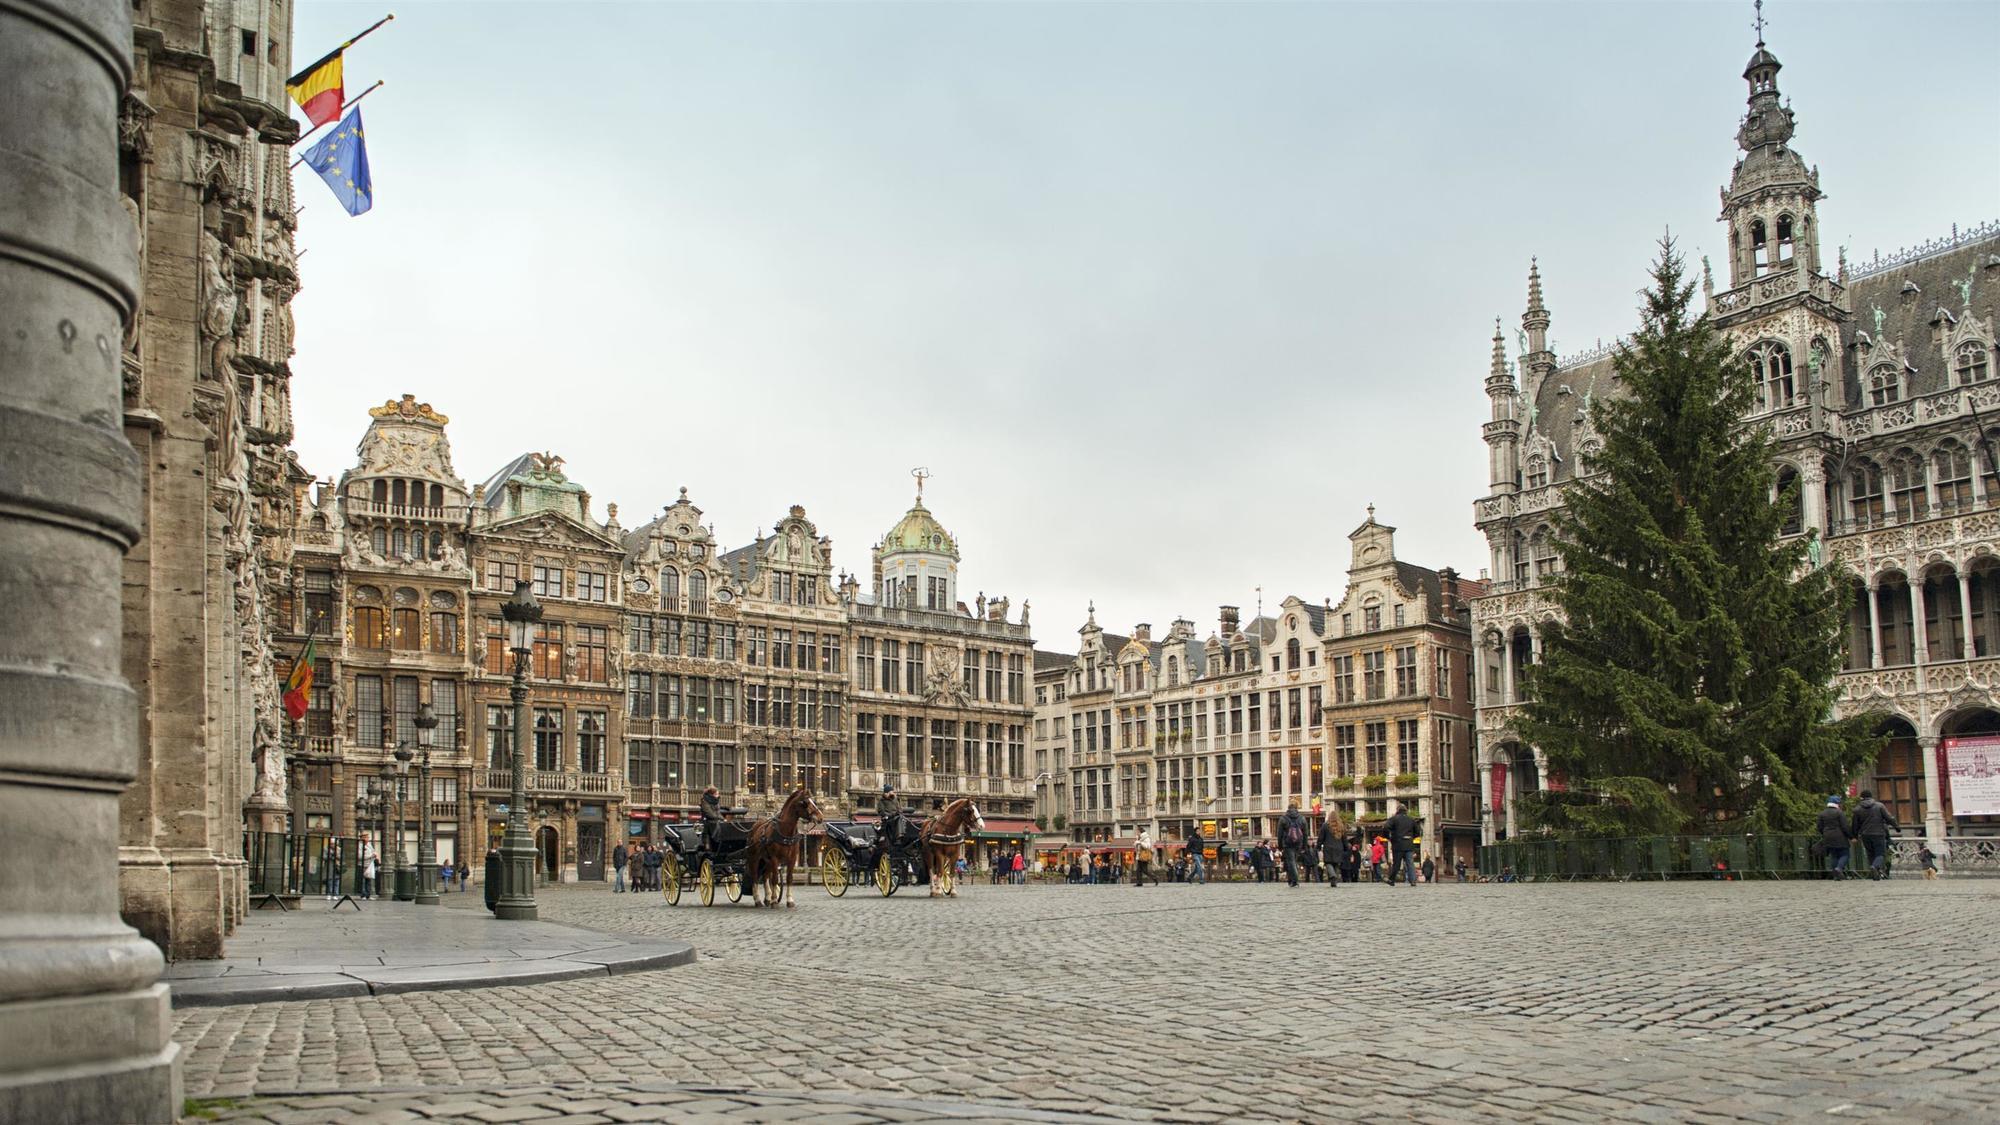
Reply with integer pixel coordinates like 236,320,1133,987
876,853,896,897
662,852,682,905
822,847,847,897
698,858,716,907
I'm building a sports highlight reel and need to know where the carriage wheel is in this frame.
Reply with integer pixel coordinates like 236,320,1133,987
937,860,954,897
876,854,897,897
698,858,716,907
724,864,744,903
822,848,848,897
662,853,682,906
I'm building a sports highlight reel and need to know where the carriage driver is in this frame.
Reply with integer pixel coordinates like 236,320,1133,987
878,783,905,849
699,785,723,847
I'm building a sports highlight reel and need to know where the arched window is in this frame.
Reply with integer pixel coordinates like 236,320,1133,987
1888,451,1927,521
1957,342,1991,385
1849,460,1884,526
1775,215,1795,263
660,567,680,608
1751,219,1770,274
1775,466,1803,535
1525,455,1549,489
688,569,708,614
1750,342,1794,409
1868,364,1901,406
1286,638,1301,670
391,479,407,506
371,479,387,504
1532,529,1559,580
430,483,444,508
1935,442,1974,512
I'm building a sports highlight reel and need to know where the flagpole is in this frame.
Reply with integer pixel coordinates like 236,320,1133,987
291,80,384,158
286,12,396,87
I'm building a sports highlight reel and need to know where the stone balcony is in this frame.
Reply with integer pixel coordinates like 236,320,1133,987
470,768,623,798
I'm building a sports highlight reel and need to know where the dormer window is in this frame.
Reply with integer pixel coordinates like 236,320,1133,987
1525,455,1549,489
1958,342,1991,385
1868,364,1901,406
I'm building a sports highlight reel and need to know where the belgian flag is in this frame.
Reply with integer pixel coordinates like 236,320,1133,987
285,48,345,127
282,632,317,723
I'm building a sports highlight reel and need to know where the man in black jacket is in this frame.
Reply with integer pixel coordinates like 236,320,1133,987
1277,803,1311,887
1385,806,1418,887
1848,789,1900,880
612,841,628,892
1815,796,1851,878
1317,816,1341,889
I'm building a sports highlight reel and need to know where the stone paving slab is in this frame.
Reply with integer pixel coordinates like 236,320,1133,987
165,897,694,1008
173,881,2000,1122
187,1084,1113,1123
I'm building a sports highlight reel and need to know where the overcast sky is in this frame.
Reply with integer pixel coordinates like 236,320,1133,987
288,0,1998,653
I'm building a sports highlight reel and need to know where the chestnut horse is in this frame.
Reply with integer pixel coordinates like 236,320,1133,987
744,785,823,908
918,797,984,898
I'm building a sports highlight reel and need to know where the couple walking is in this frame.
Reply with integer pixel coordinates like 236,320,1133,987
1274,802,1351,888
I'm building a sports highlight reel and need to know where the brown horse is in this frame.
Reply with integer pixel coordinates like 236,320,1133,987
744,785,823,908
917,797,984,898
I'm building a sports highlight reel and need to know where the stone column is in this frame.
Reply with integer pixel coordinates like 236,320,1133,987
1867,581,1883,668
1958,571,1974,662
1918,735,1946,848
0,0,180,1118
1500,637,1516,705
1477,760,1495,846
1910,581,1929,665
1800,462,1827,535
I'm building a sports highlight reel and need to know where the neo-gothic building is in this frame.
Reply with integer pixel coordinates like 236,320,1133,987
1472,31,2000,846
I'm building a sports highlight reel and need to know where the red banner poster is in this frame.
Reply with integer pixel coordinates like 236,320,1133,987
1490,762,1508,814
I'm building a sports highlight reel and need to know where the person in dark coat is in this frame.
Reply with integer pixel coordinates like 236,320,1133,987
1277,803,1311,887
1317,812,1343,889
1815,796,1851,878
1385,806,1418,887
1848,790,1900,880
612,841,629,892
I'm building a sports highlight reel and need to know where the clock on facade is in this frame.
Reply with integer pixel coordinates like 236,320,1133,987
631,577,650,594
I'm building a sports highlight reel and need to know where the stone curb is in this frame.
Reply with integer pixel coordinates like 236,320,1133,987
205,1082,1119,1122
168,941,695,1008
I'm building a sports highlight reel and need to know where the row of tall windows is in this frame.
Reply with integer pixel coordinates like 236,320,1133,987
482,706,606,772
625,740,734,793
352,676,459,750
625,673,740,724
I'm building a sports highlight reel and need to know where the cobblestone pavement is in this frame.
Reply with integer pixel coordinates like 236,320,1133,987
175,879,2000,1122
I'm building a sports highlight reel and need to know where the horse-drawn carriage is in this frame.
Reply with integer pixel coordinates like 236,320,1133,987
657,809,752,907
659,787,824,908
819,798,983,898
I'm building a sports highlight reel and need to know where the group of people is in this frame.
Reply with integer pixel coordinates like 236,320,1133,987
336,836,471,900
1815,789,1903,879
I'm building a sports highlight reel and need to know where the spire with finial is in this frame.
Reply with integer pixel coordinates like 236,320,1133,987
1366,503,1376,523
1523,258,1551,357
1752,0,1767,47
1086,599,1097,627
1489,319,1510,384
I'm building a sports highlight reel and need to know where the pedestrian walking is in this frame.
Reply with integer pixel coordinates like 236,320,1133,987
1815,795,1851,878
644,843,663,892
1454,856,1468,883
1277,803,1311,887
1848,789,1900,880
612,841,629,893
1318,809,1343,889
1386,806,1418,887
459,860,469,891
1134,832,1156,887
1919,844,1940,879
359,837,377,900
1368,837,1385,883
1012,851,1027,885
322,839,343,900
1421,856,1436,885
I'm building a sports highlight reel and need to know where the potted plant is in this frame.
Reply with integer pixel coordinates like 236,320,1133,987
1053,814,1067,832
1034,815,1048,831
1360,773,1388,790
1327,776,1354,792
1393,772,1419,789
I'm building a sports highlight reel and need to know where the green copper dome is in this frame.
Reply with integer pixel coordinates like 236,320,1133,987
881,499,959,559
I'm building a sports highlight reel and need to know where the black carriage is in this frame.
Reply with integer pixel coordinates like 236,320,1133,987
820,818,929,897
658,811,754,907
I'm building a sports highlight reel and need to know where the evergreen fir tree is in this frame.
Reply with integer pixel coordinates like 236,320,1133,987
1515,238,1879,836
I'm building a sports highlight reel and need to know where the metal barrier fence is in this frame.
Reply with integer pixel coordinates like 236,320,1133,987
1480,833,2000,880
245,832,365,897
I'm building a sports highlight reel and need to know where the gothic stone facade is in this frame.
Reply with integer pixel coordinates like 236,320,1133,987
1472,35,2000,845
119,0,306,960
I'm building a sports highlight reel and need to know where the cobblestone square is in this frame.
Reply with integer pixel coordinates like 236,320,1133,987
176,879,2000,1122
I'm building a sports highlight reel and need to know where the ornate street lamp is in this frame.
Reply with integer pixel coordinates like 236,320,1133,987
379,761,398,900
495,580,542,919
392,744,414,900
414,702,440,904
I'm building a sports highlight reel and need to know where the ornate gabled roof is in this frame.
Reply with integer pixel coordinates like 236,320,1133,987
879,497,959,560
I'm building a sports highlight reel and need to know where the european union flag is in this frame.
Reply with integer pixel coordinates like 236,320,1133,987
301,106,372,216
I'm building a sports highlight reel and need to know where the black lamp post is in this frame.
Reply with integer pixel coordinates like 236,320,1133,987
392,744,414,900
414,702,440,904
379,760,398,899
495,580,542,919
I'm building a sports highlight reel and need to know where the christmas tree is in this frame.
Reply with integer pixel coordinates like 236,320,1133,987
1516,238,1879,836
